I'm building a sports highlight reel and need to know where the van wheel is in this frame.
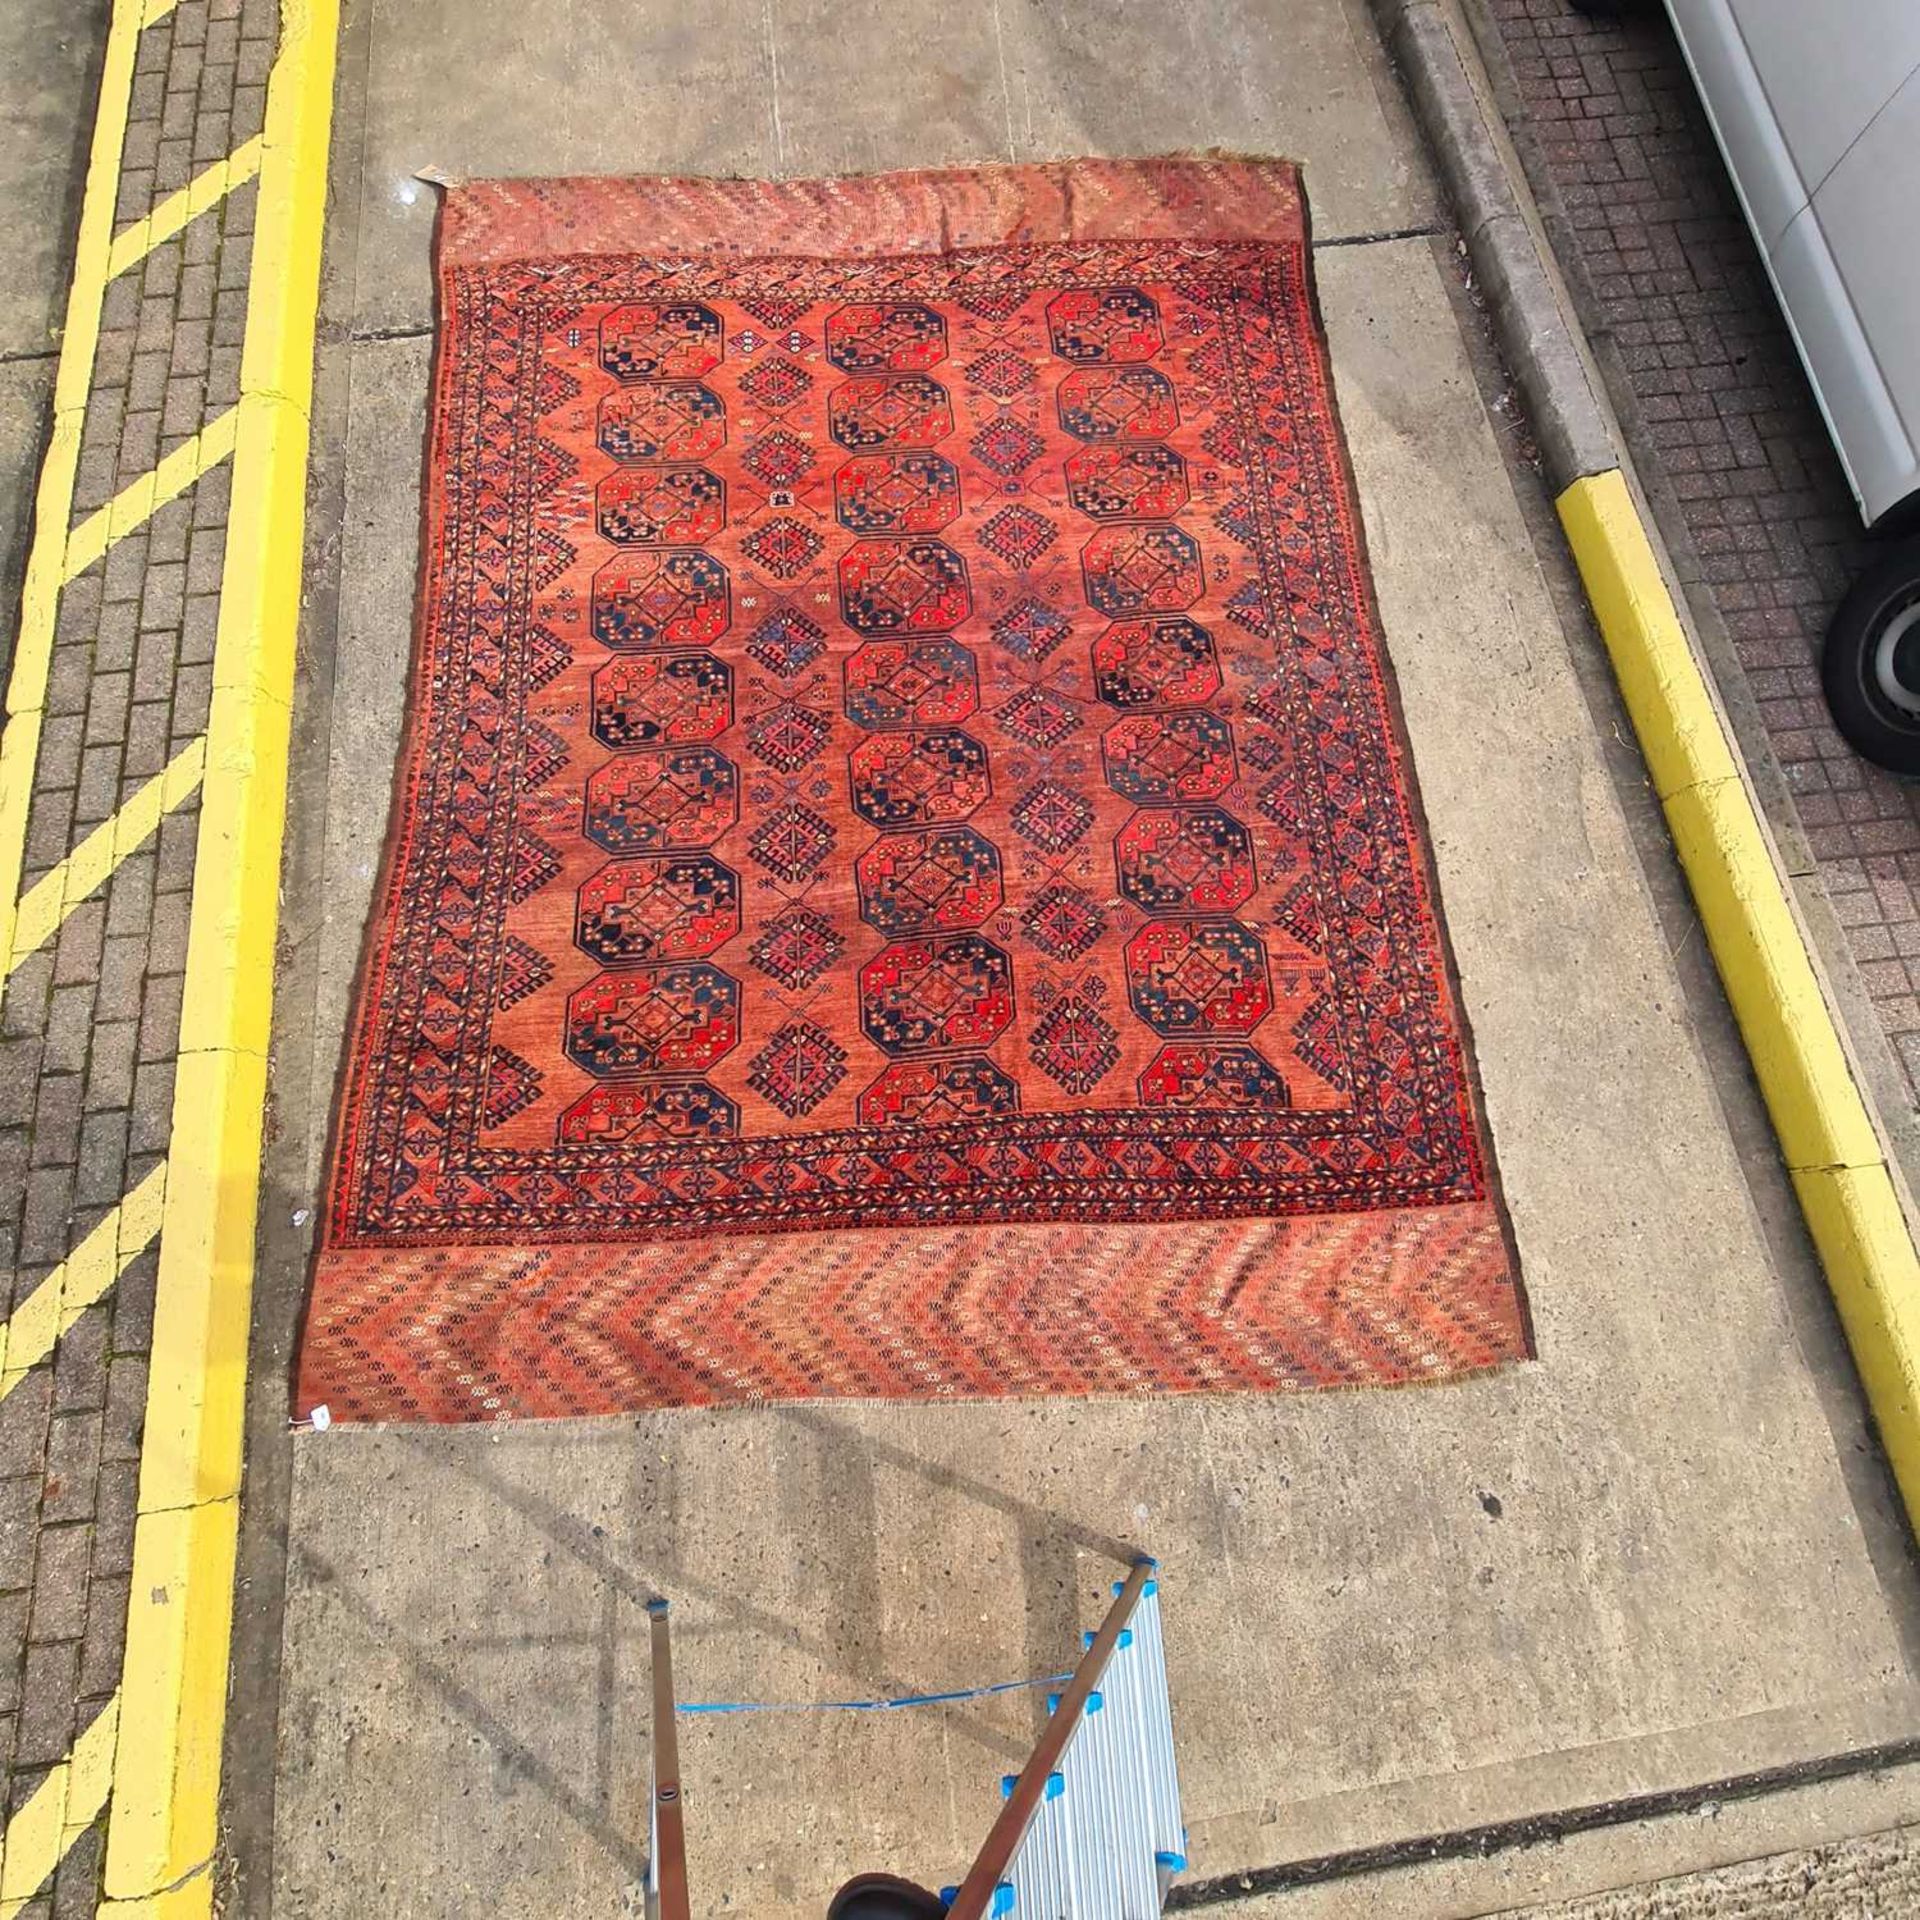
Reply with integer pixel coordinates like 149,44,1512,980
1822,540,1920,776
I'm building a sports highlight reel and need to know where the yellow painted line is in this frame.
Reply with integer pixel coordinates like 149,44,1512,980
1559,468,1920,1526
6,740,205,978
142,0,180,23
0,1162,167,1395
100,0,340,1907
106,137,263,284
0,1697,119,1913
0,0,147,983
61,408,238,585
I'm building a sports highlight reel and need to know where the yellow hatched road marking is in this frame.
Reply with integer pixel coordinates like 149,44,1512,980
105,137,263,284
0,0,148,983
0,1163,167,1395
61,409,239,586
0,1698,119,1913
6,741,205,978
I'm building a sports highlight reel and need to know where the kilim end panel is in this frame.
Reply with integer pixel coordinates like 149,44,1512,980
298,157,1528,1421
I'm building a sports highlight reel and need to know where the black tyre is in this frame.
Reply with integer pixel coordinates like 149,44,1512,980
1822,539,1920,776
826,1875,948,1919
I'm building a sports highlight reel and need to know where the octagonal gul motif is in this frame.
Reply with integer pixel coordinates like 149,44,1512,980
849,729,991,827
1091,616,1222,709
1124,919,1273,1035
859,933,1015,1055
858,1056,1020,1128
599,302,723,382
1044,286,1163,363
1102,710,1238,804
825,303,948,373
1064,444,1190,521
1080,524,1204,616
855,828,1002,935
1056,364,1180,441
1115,807,1257,914
597,467,726,547
1139,1043,1291,1109
832,452,962,534
590,652,731,749
827,375,954,450
564,962,741,1077
838,538,972,635
583,747,739,853
574,854,741,965
843,638,979,731
592,553,730,651
597,382,726,463
557,1079,739,1145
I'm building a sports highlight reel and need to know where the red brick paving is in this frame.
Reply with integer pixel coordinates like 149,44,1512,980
1480,0,1920,1098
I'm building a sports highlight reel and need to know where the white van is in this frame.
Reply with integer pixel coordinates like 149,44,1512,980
1653,2,1920,770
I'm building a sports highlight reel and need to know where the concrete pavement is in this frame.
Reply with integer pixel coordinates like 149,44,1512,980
0,0,107,678
234,0,1920,1914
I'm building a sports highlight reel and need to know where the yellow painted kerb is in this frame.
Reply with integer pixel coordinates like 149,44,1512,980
98,0,341,1911
1559,467,1920,1530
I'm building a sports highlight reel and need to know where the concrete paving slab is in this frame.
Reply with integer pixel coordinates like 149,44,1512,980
0,0,105,678
0,0,105,361
298,335,428,1176
263,191,1920,1914
334,0,1434,337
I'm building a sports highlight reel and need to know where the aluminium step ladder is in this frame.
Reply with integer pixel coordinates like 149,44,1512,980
943,1559,1187,1919
644,1557,1186,1919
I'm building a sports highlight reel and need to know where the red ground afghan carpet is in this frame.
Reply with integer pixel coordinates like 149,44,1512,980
297,158,1528,1422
